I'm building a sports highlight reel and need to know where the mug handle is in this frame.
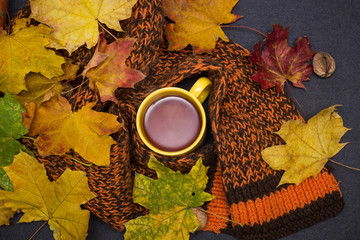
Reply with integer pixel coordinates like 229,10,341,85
189,77,212,104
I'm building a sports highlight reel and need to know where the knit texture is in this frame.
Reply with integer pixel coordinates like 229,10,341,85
15,0,344,239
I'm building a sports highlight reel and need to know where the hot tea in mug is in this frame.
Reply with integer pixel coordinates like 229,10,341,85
136,77,212,156
143,95,202,152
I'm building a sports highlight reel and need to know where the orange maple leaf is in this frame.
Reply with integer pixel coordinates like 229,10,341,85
28,96,121,165
164,0,241,54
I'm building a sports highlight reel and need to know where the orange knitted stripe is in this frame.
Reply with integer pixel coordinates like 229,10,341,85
230,171,341,227
203,164,230,233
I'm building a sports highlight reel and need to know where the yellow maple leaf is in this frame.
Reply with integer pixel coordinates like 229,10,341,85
164,0,241,54
15,60,80,107
0,151,96,239
0,18,65,95
0,200,16,226
262,105,350,186
28,96,122,166
30,0,138,53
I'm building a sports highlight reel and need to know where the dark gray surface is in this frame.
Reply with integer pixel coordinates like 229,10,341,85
2,0,359,239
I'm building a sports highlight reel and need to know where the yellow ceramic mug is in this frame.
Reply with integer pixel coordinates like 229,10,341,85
136,77,212,156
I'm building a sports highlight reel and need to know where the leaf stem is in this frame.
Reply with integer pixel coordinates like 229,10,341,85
62,78,89,94
198,208,244,227
286,81,309,120
329,158,360,171
221,25,267,38
21,136,36,141
5,8,10,34
73,74,89,100
64,154,92,167
97,21,118,41
60,73,82,83
29,220,48,240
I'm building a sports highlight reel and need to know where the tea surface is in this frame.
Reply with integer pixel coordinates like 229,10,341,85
144,96,202,152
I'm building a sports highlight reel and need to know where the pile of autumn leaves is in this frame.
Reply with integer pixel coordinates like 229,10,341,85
0,0,350,240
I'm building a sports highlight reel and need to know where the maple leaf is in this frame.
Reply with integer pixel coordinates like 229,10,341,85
0,93,28,191
262,105,350,186
22,102,37,130
124,155,215,240
163,0,241,54
81,30,109,79
0,199,16,226
0,18,65,95
249,24,315,92
84,34,145,102
30,0,138,53
14,72,63,107
0,151,96,239
28,96,122,166
14,60,80,107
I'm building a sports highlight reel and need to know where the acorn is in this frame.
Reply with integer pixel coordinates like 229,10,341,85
313,52,336,78
192,207,207,230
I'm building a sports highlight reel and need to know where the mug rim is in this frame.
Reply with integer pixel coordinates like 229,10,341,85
136,87,206,156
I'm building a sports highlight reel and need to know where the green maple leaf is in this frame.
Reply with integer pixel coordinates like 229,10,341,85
0,92,28,191
124,155,215,240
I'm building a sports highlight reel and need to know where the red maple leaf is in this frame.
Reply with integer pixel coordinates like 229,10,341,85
82,31,145,102
249,24,315,92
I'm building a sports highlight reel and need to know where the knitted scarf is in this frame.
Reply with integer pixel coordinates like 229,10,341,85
16,0,344,239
